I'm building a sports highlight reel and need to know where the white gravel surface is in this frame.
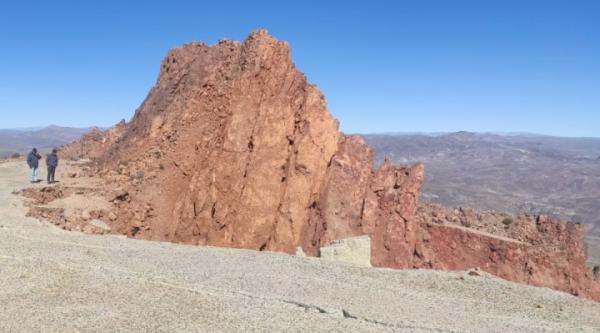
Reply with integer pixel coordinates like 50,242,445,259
1,160,599,333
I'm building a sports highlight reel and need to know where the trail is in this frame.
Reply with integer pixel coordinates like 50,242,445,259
0,160,599,332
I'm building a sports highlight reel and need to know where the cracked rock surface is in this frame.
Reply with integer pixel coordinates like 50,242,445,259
2,160,600,332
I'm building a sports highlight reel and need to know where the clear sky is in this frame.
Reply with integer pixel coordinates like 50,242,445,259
0,0,598,137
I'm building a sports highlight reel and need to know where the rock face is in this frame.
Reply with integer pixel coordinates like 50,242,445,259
304,136,425,268
416,205,600,300
102,30,343,252
60,29,600,301
72,30,424,259
60,121,126,160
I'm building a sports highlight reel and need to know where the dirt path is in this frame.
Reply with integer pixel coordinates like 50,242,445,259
1,160,599,332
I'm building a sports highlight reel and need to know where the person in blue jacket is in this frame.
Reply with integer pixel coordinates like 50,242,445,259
26,148,42,183
46,148,59,184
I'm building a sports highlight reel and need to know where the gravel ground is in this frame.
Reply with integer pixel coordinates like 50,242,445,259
1,160,599,333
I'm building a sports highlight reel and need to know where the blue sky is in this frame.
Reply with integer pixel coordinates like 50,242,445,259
0,0,598,137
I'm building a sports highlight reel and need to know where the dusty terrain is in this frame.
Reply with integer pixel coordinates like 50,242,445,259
1,160,600,332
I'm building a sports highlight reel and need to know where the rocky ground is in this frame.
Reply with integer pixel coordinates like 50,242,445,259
15,159,114,235
2,159,600,332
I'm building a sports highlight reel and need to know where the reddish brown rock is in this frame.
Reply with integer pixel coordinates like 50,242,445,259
60,120,126,160
64,30,343,252
302,135,375,254
416,206,600,301
58,29,600,302
19,186,64,205
302,136,424,266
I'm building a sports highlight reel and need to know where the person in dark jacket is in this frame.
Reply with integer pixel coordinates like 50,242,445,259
46,148,59,183
26,148,42,183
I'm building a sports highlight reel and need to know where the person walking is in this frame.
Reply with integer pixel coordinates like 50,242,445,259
26,148,42,183
46,148,59,184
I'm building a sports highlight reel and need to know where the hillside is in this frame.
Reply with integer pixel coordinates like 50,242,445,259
363,132,600,236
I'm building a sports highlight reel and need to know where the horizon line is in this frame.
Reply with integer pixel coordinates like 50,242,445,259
2,124,599,139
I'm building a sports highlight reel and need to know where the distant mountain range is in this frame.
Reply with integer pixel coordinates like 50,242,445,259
362,132,600,237
0,125,94,158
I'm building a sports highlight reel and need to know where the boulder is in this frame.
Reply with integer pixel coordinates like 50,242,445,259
319,235,371,267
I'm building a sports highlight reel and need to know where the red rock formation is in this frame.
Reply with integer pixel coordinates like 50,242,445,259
59,29,600,301
416,208,600,300
60,120,126,160
97,30,342,253
303,135,425,267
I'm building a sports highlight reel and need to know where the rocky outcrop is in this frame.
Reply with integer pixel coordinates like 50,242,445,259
60,120,126,160
304,135,425,267
416,205,600,300
69,30,424,260
58,29,600,301
94,30,342,252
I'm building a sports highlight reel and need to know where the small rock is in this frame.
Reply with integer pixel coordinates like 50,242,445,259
68,172,78,178
81,224,94,234
81,210,91,220
108,212,117,221
467,267,484,276
295,246,306,257
90,219,111,232
112,190,129,202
